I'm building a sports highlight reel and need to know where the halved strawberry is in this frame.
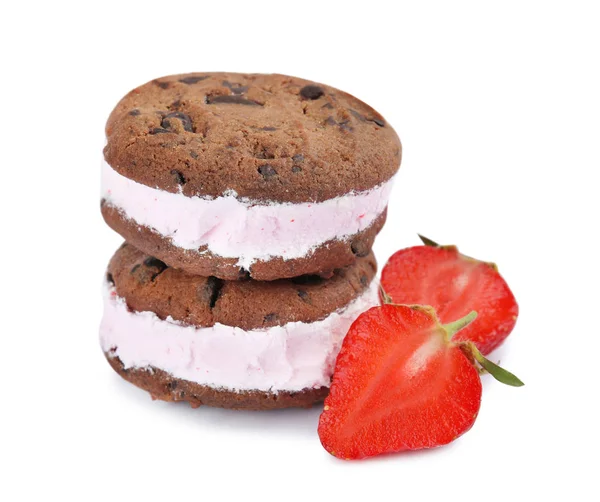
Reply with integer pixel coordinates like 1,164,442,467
380,236,518,355
318,304,522,460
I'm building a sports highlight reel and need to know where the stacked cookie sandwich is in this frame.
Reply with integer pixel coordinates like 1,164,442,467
100,73,401,410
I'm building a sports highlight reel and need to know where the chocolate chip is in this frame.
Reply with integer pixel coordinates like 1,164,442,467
360,274,369,287
198,276,224,309
171,169,186,185
339,120,353,132
351,239,370,257
325,116,337,126
162,111,194,132
292,275,324,286
260,126,278,131
264,313,278,323
136,258,167,281
350,109,385,127
179,391,186,398
179,75,209,84
297,290,310,302
154,81,170,89
292,166,302,173
206,95,261,106
258,164,278,179
300,85,324,100
150,127,170,134
131,263,155,284
129,109,141,116
143,257,167,272
167,381,178,390
292,154,304,163
349,109,365,121
170,100,181,109
190,150,199,159
322,102,334,109
106,272,115,285
222,80,249,95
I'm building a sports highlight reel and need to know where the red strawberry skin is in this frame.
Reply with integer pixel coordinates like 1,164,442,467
380,246,518,355
318,305,482,460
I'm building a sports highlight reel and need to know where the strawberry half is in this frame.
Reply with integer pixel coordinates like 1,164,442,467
380,235,519,355
318,304,523,460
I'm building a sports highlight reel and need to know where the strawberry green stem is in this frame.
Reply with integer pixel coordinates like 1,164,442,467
443,311,478,339
465,342,525,387
379,284,394,305
458,342,524,387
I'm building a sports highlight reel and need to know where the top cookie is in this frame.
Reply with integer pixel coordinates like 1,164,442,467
104,73,401,203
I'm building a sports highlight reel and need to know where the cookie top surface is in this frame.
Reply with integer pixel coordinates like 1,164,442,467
107,243,377,330
104,72,401,203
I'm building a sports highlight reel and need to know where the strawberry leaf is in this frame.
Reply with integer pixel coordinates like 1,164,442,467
418,234,440,247
466,342,524,387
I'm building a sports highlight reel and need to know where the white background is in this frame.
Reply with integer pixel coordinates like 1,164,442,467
2,1,598,500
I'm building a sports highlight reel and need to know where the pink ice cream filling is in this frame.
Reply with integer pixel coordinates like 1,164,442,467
100,281,380,393
101,160,394,269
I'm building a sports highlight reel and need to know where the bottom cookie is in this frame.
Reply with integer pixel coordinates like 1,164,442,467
106,354,329,411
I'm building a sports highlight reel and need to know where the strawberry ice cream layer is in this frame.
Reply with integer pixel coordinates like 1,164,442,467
101,160,395,269
100,281,380,393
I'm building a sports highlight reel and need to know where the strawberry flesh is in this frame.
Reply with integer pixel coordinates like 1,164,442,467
318,305,482,460
380,245,518,355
